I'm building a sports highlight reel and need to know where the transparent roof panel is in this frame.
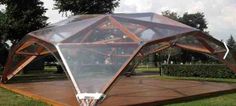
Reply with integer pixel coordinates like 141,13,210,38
115,13,195,29
57,43,139,93
114,16,194,41
176,35,206,48
63,18,134,43
31,16,105,43
50,15,100,27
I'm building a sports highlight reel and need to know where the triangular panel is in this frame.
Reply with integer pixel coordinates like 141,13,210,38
57,43,139,93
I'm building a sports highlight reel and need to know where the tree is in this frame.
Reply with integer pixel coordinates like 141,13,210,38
53,0,120,15
0,0,48,45
180,12,207,31
0,10,9,67
161,10,208,31
227,35,236,50
162,10,179,21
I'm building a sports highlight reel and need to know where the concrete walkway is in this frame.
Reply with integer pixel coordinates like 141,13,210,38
2,76,236,106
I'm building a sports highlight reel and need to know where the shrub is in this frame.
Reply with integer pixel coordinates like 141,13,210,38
161,64,236,78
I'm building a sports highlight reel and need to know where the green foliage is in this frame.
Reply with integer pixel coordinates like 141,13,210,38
162,10,179,21
0,87,48,106
0,0,48,44
162,64,236,78
161,10,208,31
0,11,7,40
227,35,236,50
179,12,207,31
53,0,120,15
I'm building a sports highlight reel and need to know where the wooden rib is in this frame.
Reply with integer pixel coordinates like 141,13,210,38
109,16,141,42
143,43,171,56
175,43,211,54
16,41,35,52
6,56,37,80
195,33,215,53
39,49,57,55
5,46,45,81
15,51,38,56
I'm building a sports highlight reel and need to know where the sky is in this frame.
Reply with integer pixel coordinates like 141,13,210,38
1,0,236,41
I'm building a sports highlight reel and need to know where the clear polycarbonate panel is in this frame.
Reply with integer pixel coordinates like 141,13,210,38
50,15,100,27
152,14,193,28
113,16,195,41
31,16,105,43
206,40,226,52
73,20,134,43
176,35,206,48
114,13,154,22
140,42,170,56
114,13,195,29
57,43,139,93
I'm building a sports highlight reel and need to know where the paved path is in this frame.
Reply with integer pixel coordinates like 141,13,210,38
3,76,236,106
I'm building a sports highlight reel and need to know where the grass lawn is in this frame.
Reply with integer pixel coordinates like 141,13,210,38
135,67,160,73
148,75,236,83
165,92,236,106
0,87,49,106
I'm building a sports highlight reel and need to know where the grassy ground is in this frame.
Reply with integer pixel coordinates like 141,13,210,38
0,87,49,106
148,75,236,83
135,67,160,73
165,92,236,106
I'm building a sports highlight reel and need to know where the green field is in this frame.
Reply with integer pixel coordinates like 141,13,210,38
166,92,236,106
0,87,49,106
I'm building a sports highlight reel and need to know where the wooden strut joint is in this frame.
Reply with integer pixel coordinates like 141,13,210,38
16,41,35,53
143,43,171,56
109,16,142,42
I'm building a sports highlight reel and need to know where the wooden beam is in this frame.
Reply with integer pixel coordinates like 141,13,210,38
15,51,38,56
175,43,211,54
59,42,139,48
16,41,35,53
143,43,171,56
4,46,45,81
6,56,37,80
194,33,215,53
109,16,141,42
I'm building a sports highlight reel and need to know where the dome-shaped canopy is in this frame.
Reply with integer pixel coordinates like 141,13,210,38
1,13,236,105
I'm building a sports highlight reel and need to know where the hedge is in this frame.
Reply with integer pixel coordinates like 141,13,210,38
161,64,236,78
0,66,3,75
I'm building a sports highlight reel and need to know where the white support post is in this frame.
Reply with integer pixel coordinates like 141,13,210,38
223,42,229,60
